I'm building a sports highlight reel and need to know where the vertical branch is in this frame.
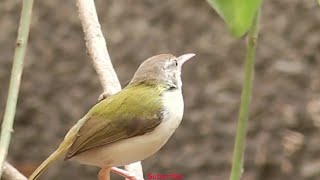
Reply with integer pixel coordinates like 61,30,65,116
76,0,143,179
124,162,143,179
229,9,261,180
76,0,121,95
0,0,34,177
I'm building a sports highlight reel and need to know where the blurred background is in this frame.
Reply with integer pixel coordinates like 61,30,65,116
1,0,320,180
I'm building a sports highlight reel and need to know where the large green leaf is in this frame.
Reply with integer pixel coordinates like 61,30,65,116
207,0,262,37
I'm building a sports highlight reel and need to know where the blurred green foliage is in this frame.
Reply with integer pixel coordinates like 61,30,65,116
207,0,262,37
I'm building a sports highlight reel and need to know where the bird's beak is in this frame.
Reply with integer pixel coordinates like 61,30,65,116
177,53,196,65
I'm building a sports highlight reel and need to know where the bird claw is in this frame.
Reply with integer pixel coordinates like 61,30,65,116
125,174,143,180
111,167,144,180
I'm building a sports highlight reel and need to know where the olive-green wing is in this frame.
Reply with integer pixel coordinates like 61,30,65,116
65,86,163,159
65,114,161,159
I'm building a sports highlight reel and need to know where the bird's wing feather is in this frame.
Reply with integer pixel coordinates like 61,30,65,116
65,85,163,159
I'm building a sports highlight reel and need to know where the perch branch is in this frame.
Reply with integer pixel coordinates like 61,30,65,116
76,0,143,179
124,162,143,179
0,0,34,178
76,0,121,96
229,9,261,180
2,162,27,180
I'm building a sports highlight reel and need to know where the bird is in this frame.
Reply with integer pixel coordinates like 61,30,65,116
28,53,195,180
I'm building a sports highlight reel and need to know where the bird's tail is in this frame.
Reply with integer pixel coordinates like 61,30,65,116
28,147,65,180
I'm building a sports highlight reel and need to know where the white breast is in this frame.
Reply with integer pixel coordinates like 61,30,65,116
160,89,184,130
73,89,184,167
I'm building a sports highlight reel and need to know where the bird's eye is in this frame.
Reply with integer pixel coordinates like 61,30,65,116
174,60,178,66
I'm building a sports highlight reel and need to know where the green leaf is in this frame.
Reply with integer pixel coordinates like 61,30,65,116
207,0,262,37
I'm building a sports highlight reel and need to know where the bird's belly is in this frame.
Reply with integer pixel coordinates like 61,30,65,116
72,90,184,167
71,116,180,167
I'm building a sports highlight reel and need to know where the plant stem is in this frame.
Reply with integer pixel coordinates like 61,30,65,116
0,0,34,177
229,9,260,180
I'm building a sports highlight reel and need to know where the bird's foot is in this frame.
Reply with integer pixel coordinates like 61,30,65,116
111,167,144,180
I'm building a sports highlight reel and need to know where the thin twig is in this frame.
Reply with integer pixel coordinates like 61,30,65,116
76,0,143,179
0,0,34,178
229,9,261,180
2,162,27,180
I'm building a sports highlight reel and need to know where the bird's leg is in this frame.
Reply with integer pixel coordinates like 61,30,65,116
98,168,111,180
111,167,143,180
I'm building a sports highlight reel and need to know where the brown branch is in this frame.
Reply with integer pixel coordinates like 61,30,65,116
2,162,27,180
76,0,144,179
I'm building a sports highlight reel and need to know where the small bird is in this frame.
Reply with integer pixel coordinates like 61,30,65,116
28,53,195,180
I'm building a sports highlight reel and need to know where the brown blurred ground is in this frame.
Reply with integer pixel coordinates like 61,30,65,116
1,0,320,180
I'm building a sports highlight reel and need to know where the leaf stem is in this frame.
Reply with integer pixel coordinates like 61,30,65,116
229,9,260,180
0,0,34,177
